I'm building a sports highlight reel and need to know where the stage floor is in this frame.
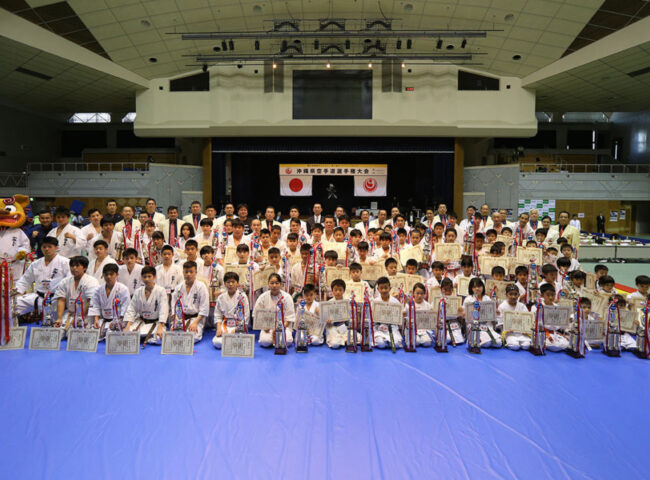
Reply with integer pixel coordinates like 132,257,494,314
2,330,649,479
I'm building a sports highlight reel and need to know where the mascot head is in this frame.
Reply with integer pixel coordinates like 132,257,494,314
0,195,30,229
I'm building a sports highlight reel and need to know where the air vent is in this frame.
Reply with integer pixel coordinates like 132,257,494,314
627,66,650,78
15,67,52,81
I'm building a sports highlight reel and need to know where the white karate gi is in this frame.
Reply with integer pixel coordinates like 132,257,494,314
47,224,85,258
87,256,118,281
124,285,169,344
15,254,70,316
53,273,99,331
118,263,143,296
497,300,531,350
253,290,296,347
463,294,501,348
88,232,123,261
155,263,183,295
0,228,30,280
372,296,404,349
212,291,250,348
531,302,570,351
170,280,210,343
88,282,131,338
404,298,434,347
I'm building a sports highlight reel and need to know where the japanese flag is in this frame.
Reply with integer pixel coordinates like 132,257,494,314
280,175,312,196
354,175,386,197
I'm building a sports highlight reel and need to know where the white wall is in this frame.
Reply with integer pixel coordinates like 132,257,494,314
519,172,650,201
23,164,203,214
463,165,520,214
135,65,537,138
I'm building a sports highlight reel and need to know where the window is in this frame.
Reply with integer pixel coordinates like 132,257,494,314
121,112,136,123
68,112,111,123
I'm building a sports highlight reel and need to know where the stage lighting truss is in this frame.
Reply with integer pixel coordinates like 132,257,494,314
169,18,499,67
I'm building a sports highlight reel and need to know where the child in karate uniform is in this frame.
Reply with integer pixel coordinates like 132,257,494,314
407,282,433,347
498,284,531,350
53,255,99,334
254,273,296,347
170,261,210,343
323,279,351,349
463,277,501,348
372,276,403,349
296,283,322,345
212,272,250,349
531,283,570,351
117,248,143,296
123,266,169,344
90,263,131,339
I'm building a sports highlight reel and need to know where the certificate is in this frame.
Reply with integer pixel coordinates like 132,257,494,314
456,276,471,297
485,279,513,302
478,301,497,324
585,272,597,290
360,263,385,282
321,242,348,259
345,281,368,301
415,309,435,330
28,327,62,351
325,266,350,285
66,329,100,353
300,310,326,337
435,243,462,262
161,331,194,355
479,256,510,276
224,264,250,285
430,295,461,316
371,302,402,325
619,310,637,333
503,311,534,334
543,305,572,329
0,326,27,351
399,245,423,266
253,266,277,291
516,247,543,266
394,273,424,296
288,252,302,266
496,235,514,247
320,299,350,324
105,331,140,355
585,319,605,342
224,246,238,265
252,308,276,330
221,334,255,358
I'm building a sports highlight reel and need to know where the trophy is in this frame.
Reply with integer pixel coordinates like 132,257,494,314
172,299,186,331
467,301,481,354
635,301,649,360
211,228,219,250
345,240,355,267
422,228,432,265
41,292,54,327
434,297,448,353
346,293,358,353
360,292,374,352
295,299,308,353
72,294,86,329
114,241,124,263
282,254,291,293
567,298,586,358
235,296,247,334
603,300,621,357
318,264,326,302
274,298,287,355
404,296,417,352
209,262,219,308
463,217,475,257
526,261,539,307
221,231,228,257
530,300,546,356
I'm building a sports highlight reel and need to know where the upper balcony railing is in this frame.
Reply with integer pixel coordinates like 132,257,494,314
27,162,150,173
520,162,650,174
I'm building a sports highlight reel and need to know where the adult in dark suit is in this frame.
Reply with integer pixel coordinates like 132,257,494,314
305,203,324,234
596,213,606,234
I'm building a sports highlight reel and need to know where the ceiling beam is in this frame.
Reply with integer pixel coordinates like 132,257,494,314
522,16,650,87
0,8,149,88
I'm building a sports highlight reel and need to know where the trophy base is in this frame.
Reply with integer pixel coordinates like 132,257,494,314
274,347,287,355
295,345,308,353
345,344,357,353
434,345,448,353
633,349,650,359
404,346,416,352
566,349,585,359
530,347,545,356
361,345,373,352
603,348,620,357
467,345,481,354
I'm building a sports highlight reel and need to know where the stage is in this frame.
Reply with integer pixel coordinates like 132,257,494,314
1,330,648,479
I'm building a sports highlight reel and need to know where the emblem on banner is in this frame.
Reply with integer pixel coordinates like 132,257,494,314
289,178,304,192
285,168,292,174
364,178,377,192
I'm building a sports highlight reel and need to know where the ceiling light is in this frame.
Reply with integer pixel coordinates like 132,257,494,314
272,62,277,69
326,63,331,69
213,46,221,52
368,62,373,68
140,19,150,27
446,44,454,50
345,39,351,49
228,40,235,50
254,40,260,50
396,39,402,49
148,57,157,63
504,14,515,22
512,54,521,60
461,39,467,48
436,39,442,49
202,63,208,72
314,40,319,49
401,62,405,68
222,41,228,51
406,39,412,49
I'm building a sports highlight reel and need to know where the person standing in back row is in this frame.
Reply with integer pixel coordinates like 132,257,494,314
596,212,606,234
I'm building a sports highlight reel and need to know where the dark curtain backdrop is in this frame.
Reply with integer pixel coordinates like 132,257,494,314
212,145,455,216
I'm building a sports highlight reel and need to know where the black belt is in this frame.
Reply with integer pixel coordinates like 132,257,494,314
183,313,198,320
142,317,159,324
36,291,46,298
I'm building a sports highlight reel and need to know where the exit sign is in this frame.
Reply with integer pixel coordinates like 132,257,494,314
405,87,414,91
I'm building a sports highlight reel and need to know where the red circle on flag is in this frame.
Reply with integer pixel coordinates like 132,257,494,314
289,178,303,192
364,178,377,192
285,168,292,174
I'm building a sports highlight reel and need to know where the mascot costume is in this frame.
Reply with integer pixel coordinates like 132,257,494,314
0,195,32,344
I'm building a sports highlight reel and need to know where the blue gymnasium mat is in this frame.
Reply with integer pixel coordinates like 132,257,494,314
1,328,649,480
